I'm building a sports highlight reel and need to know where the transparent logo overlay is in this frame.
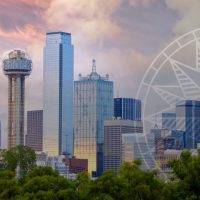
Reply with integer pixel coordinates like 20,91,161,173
135,28,200,177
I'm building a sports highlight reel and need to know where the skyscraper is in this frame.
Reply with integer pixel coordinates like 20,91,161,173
43,32,74,156
2,50,32,149
122,133,155,170
26,110,43,151
104,119,143,173
176,100,200,149
114,98,141,121
162,112,176,130
74,60,113,176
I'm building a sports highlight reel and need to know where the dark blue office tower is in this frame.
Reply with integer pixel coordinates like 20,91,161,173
114,98,141,121
176,100,200,149
162,112,176,130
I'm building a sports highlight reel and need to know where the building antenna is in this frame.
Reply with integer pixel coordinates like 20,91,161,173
92,59,96,73
154,106,159,129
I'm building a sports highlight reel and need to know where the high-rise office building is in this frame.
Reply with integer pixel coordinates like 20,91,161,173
43,32,74,156
114,98,141,121
171,130,185,149
122,133,155,170
104,119,143,173
176,100,200,149
2,50,32,149
74,60,113,176
162,112,176,130
26,110,43,151
150,127,171,155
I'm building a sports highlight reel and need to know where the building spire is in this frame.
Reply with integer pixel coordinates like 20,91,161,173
92,59,96,73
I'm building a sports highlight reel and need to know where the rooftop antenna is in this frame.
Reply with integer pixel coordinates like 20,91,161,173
92,59,96,73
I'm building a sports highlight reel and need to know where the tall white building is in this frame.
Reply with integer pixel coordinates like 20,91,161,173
43,32,74,156
74,60,113,176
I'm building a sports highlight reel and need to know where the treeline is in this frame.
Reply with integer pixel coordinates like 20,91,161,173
0,146,200,200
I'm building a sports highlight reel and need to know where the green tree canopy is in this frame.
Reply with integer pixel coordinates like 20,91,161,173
0,145,36,175
0,148,200,200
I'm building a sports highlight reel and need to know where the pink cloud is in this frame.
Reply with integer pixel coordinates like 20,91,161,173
44,0,122,47
0,25,44,44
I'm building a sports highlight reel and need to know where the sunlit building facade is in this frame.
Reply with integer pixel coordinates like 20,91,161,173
74,60,113,176
43,32,74,156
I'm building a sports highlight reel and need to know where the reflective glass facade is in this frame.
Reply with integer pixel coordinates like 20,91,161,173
176,100,200,149
74,65,113,176
43,32,74,156
162,112,176,130
114,98,141,121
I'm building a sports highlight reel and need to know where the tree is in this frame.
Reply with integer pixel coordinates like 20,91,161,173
0,170,20,200
119,160,164,200
75,172,91,200
0,145,36,177
19,166,77,199
168,150,200,200
88,171,125,200
26,166,59,179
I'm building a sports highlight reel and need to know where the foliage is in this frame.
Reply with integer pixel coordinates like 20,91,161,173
167,150,200,200
0,145,36,176
0,146,200,199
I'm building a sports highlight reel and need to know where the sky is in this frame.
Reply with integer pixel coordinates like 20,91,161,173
0,0,200,147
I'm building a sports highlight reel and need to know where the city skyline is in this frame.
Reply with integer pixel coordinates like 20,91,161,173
1,2,200,196
0,0,200,147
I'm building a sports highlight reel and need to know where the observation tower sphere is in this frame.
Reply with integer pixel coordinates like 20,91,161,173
2,49,32,149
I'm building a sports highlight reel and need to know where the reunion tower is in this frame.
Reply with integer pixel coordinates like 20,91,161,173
2,49,32,149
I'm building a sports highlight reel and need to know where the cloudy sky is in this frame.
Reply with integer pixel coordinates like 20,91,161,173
0,0,200,147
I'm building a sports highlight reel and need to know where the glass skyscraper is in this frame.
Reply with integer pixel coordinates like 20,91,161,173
162,112,176,130
43,32,74,156
114,98,141,121
176,100,200,149
74,60,113,176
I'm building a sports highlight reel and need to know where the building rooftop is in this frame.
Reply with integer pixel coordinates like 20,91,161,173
46,31,71,36
2,49,32,76
176,100,200,106
104,119,143,127
77,59,110,82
